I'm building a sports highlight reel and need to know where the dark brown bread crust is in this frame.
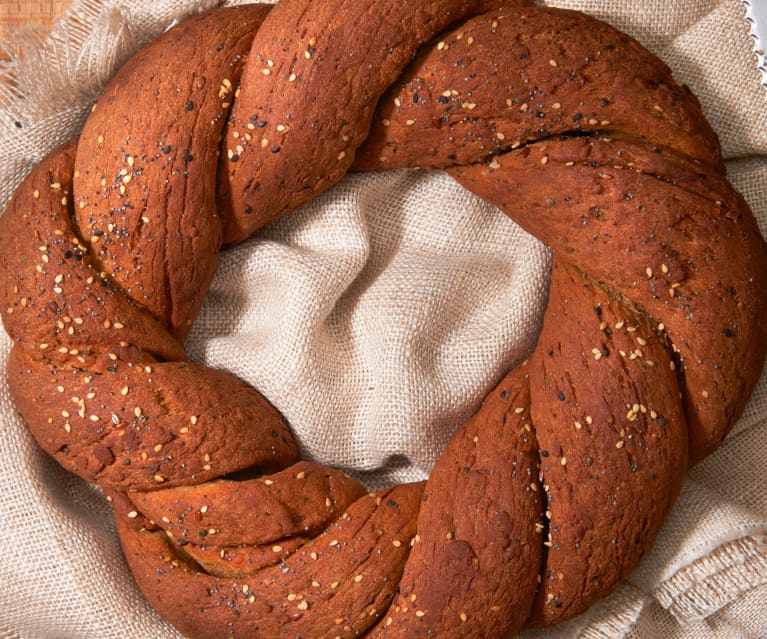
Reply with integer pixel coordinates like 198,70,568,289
353,7,722,172
218,0,531,243
128,460,367,546
74,5,272,339
1,1,766,638
113,482,424,639
369,367,542,637
526,259,688,625
451,136,767,463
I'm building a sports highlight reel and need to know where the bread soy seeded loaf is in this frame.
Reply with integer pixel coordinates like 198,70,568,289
1,1,766,638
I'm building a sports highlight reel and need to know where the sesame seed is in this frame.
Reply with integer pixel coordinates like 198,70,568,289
127,511,138,518
549,59,558,67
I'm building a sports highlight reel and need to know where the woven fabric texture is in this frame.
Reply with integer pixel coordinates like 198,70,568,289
0,0,765,637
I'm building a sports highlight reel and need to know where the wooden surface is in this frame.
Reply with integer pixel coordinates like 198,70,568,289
0,1,71,32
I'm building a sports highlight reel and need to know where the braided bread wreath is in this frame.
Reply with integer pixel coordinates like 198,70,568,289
1,0,767,637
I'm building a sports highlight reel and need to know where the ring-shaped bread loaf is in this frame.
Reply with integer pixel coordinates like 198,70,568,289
1,1,766,638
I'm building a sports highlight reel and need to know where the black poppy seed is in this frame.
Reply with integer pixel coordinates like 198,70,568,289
600,97,610,106
257,120,267,128
723,327,734,338
74,253,83,261
594,305,602,316
572,113,582,122
186,100,194,111
387,499,397,508
519,52,528,60
270,145,281,154
602,346,610,357
557,390,565,401
413,93,420,103
540,450,549,457
658,417,666,426
499,389,508,400
244,206,253,215
161,145,172,154
230,154,239,162
438,95,449,104
93,229,104,236
177,539,188,547
64,250,73,259
14,121,22,128
536,111,546,118
727,286,736,295
184,154,194,162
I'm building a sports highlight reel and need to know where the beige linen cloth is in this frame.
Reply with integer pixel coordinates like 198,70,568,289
1,0,766,637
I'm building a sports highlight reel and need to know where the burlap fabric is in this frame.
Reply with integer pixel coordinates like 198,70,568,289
1,0,765,637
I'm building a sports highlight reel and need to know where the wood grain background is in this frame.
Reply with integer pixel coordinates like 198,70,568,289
0,1,71,32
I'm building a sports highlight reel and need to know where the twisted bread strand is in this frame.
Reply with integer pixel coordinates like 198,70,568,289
1,1,766,638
